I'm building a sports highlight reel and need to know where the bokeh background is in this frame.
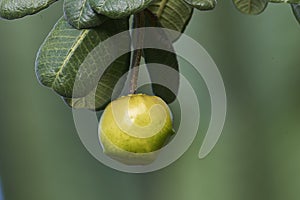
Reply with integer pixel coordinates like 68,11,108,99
0,1,300,200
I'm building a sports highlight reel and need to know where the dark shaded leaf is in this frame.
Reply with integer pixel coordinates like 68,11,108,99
147,0,193,41
142,10,179,103
64,0,108,29
292,3,300,24
0,0,57,19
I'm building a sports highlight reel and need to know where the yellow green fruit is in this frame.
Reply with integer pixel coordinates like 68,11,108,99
98,94,174,165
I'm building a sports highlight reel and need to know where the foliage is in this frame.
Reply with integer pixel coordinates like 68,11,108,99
0,0,299,110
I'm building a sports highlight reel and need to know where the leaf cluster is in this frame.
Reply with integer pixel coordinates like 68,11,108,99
0,0,197,110
0,0,299,110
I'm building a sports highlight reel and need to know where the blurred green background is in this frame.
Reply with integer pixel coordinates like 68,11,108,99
0,1,300,200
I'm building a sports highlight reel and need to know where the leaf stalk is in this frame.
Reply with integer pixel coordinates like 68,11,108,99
129,11,145,94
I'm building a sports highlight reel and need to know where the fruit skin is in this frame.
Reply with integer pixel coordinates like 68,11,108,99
99,94,174,165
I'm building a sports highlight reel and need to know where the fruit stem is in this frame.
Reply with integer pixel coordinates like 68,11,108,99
129,11,145,94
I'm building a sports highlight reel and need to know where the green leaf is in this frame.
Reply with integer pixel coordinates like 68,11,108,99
35,17,130,98
292,4,300,24
0,0,57,19
63,53,130,111
233,0,268,15
269,0,300,3
89,0,153,18
64,0,108,29
142,10,179,103
147,0,193,41
183,0,217,10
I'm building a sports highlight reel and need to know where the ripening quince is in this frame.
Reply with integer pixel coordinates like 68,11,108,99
98,94,174,165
